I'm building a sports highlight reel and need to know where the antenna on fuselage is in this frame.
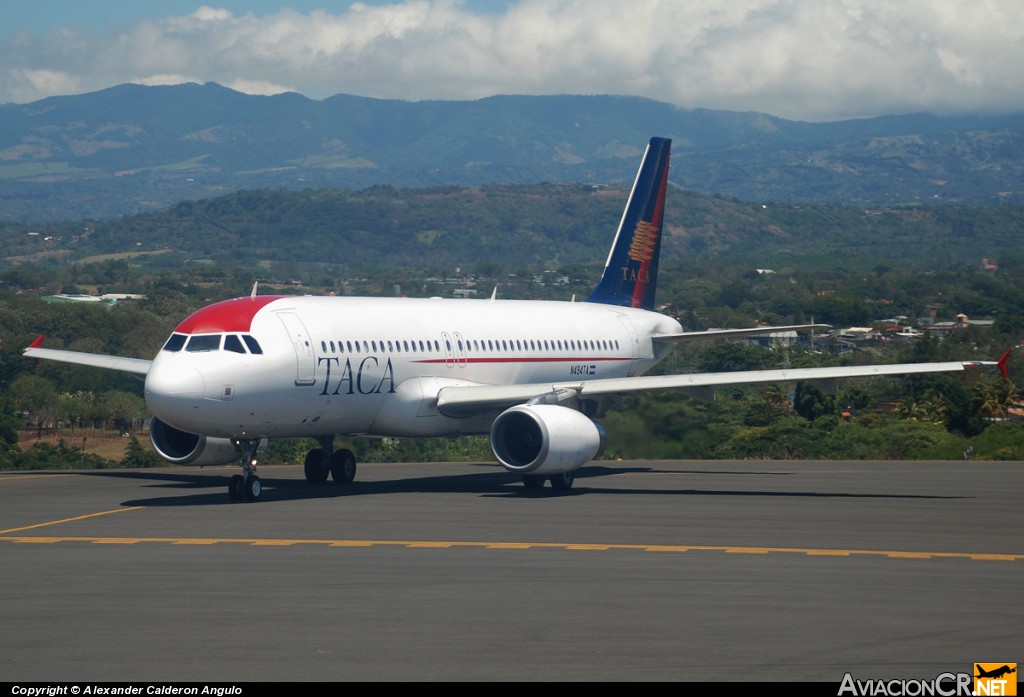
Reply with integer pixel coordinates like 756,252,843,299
251,282,259,298
490,287,498,301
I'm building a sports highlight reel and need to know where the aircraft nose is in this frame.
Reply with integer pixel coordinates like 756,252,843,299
145,366,205,419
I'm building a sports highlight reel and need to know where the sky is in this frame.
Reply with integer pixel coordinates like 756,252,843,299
2,0,1023,122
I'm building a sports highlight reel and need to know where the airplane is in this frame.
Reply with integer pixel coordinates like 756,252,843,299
976,665,1016,680
23,137,1010,502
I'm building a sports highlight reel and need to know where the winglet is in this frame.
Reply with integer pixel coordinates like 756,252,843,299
28,335,45,349
997,348,1011,381
584,137,672,311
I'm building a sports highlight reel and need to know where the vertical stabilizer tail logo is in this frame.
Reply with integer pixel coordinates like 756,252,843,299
626,218,660,308
975,663,1017,696
627,219,659,264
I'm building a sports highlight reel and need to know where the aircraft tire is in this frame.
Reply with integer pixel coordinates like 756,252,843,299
329,449,357,484
304,449,329,483
522,474,546,490
549,471,575,491
228,474,244,501
244,475,262,502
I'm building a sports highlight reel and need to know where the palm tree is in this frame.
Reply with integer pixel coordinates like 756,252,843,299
973,380,1018,421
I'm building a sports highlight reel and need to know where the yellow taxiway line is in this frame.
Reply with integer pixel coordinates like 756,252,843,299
0,535,1018,561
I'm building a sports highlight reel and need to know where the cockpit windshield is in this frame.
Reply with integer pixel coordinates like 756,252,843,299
162,333,187,352
185,335,222,352
162,332,263,355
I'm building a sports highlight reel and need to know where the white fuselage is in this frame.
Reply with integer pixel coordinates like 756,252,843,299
144,295,682,441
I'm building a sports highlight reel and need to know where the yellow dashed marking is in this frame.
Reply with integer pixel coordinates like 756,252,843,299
171,539,219,545
92,539,139,545
250,540,297,546
11,537,62,544
0,536,1018,561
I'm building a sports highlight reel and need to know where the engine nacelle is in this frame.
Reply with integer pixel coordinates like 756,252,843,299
490,404,606,475
149,418,241,466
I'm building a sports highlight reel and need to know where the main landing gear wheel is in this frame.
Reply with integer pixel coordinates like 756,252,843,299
329,448,357,484
549,471,575,491
522,474,546,490
228,474,245,501
304,448,329,483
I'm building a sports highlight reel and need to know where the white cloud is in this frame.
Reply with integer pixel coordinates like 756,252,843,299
2,0,1023,120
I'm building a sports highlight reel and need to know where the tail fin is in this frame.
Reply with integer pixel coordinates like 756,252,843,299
584,137,671,310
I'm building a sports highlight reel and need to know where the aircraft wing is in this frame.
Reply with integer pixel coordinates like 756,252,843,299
23,337,152,377
435,358,1004,417
652,324,830,343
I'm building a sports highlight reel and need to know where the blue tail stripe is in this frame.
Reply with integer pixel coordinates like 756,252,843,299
584,137,671,310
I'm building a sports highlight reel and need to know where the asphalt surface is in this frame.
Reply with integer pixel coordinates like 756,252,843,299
0,459,1020,682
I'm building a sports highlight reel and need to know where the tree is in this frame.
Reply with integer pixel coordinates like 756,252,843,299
9,374,58,430
121,436,161,468
793,382,834,421
696,342,773,373
95,391,147,433
973,380,1018,421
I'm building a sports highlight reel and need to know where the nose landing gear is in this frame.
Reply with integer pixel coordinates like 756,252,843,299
228,437,268,502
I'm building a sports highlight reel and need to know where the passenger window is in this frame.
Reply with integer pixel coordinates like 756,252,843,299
185,334,222,352
242,335,263,354
162,333,187,352
224,335,246,354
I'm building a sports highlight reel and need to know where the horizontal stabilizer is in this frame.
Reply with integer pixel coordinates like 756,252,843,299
653,324,831,344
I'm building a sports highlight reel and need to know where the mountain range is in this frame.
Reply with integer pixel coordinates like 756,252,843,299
2,82,1023,222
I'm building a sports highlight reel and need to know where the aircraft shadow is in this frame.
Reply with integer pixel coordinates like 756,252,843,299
65,465,968,507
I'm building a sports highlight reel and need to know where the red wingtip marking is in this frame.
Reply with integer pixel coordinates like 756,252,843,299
997,348,1011,381
28,335,45,349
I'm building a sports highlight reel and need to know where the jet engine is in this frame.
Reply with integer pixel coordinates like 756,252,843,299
490,404,606,475
149,417,241,466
